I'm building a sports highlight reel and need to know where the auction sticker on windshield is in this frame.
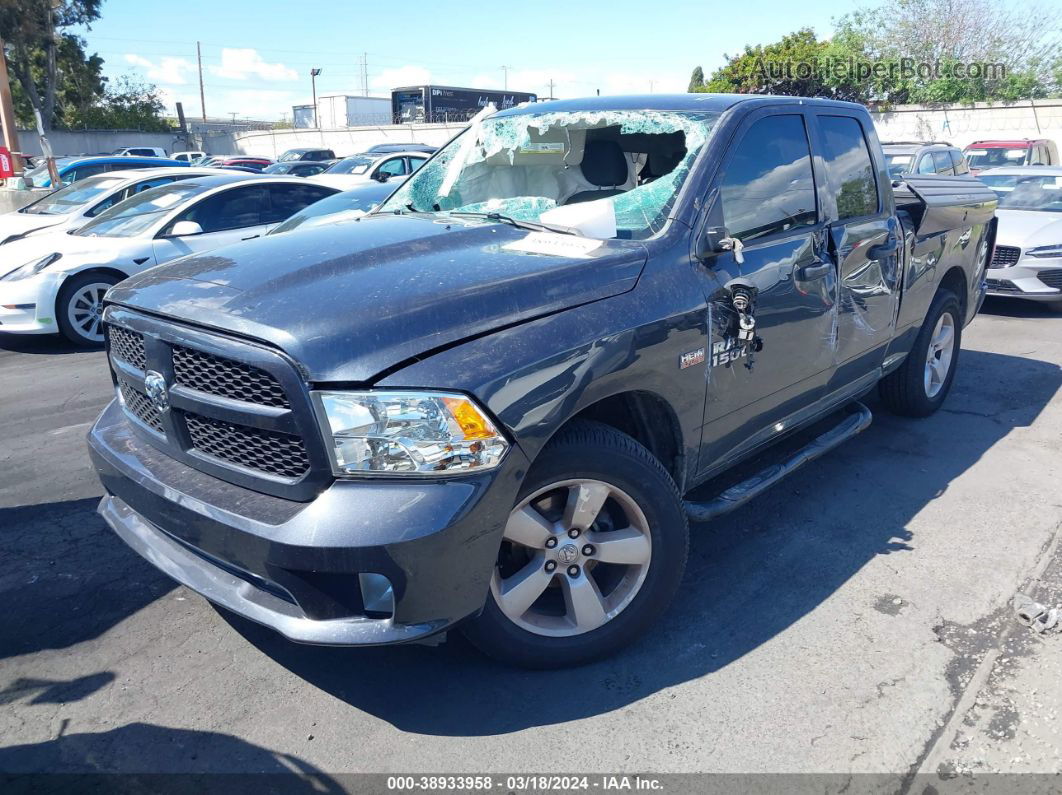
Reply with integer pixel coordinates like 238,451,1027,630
502,231,604,258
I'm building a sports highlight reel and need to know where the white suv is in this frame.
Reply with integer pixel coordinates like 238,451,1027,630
111,147,168,158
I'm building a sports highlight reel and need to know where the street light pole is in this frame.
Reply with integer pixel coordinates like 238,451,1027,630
310,68,322,128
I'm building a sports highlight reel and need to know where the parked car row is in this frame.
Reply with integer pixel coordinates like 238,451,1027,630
0,165,404,344
880,137,1060,311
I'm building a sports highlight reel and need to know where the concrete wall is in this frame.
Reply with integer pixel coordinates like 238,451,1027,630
227,122,467,159
871,100,1062,149
0,189,39,213
13,129,190,158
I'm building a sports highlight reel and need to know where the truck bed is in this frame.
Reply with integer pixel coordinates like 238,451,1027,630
892,174,998,236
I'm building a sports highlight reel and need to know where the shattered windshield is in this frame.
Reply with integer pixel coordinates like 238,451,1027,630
379,109,720,239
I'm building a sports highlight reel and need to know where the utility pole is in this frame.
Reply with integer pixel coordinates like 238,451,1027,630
501,65,511,90
0,36,23,173
361,53,368,97
310,67,321,127
197,41,206,121
547,79,555,100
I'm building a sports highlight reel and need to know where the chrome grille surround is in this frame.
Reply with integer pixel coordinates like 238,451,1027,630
103,307,330,501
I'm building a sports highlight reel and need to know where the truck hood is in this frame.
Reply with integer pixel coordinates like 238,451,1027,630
107,214,648,382
994,209,1062,248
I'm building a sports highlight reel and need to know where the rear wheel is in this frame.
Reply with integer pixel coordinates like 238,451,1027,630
879,288,962,417
462,421,688,668
56,273,119,346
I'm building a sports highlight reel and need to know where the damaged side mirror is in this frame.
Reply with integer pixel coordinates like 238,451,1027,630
698,225,744,264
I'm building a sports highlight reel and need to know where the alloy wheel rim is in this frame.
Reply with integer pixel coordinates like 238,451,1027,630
490,478,652,637
924,312,955,398
67,283,110,342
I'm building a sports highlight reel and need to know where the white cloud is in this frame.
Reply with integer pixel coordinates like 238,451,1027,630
210,48,298,82
124,53,196,85
370,65,431,93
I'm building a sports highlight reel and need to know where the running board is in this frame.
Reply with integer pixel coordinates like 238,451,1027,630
683,402,873,523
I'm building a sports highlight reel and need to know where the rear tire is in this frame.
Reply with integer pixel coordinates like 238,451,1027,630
462,421,688,668
56,272,119,346
879,288,962,417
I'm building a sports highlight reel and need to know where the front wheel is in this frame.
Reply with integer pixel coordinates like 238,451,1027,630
461,421,688,668
56,272,119,346
879,288,962,417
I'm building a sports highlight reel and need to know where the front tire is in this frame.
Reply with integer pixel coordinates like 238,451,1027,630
56,272,119,346
879,288,962,417
462,421,688,668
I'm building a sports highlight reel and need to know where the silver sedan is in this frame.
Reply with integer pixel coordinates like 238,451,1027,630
979,166,1062,310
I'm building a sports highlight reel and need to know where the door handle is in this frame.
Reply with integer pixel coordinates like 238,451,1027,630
241,234,260,241
797,262,832,281
867,237,899,260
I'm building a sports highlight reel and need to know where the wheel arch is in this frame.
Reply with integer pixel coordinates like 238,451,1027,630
939,265,968,320
556,389,686,491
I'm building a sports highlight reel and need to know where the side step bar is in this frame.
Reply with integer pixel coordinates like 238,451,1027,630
683,402,873,523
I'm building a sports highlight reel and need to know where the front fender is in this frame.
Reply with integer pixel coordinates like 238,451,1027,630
372,266,709,486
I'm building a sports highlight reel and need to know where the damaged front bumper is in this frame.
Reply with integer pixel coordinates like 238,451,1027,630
89,399,527,646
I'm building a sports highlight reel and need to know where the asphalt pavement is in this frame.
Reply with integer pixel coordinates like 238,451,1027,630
1,298,1060,791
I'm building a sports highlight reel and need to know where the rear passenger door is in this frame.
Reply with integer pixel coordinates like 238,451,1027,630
152,184,273,263
809,112,897,383
696,109,837,468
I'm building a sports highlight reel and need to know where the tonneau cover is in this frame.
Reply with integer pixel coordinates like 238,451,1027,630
892,174,998,236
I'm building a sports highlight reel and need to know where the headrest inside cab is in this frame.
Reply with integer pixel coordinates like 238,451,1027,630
482,126,587,166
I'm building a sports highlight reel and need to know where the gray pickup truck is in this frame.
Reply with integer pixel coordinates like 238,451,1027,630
88,94,997,668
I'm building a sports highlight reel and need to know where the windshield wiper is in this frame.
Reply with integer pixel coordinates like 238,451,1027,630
449,211,584,237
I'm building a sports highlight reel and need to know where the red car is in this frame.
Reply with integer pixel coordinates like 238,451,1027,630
963,139,1059,175
216,156,273,171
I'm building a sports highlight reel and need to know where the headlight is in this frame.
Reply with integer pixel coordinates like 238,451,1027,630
1,252,62,281
314,390,509,475
1026,244,1062,259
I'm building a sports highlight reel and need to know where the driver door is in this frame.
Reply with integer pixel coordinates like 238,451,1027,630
695,109,838,471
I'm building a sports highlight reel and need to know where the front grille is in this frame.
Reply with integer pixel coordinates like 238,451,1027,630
986,278,1021,293
118,380,164,433
173,345,290,408
104,312,325,499
185,412,309,478
991,245,1020,268
1038,269,1062,289
108,326,146,370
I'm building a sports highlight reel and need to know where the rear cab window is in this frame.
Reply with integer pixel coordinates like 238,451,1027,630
817,115,880,220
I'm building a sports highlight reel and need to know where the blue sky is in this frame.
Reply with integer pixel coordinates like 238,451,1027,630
76,0,861,120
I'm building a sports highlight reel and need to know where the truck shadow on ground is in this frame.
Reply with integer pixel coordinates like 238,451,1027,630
0,497,176,661
226,346,1062,737
0,332,90,356
0,722,344,792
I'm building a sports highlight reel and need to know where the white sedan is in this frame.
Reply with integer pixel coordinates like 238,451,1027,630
0,174,338,344
309,151,429,191
979,166,1062,311
0,167,227,245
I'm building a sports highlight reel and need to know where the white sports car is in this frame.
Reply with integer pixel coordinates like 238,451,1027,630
979,166,1062,311
309,151,429,191
0,167,228,246
0,174,338,344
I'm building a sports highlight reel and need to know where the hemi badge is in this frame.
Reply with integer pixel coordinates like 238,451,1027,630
679,348,706,369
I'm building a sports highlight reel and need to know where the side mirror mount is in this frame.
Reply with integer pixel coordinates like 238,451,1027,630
167,220,204,237
374,171,391,183
698,225,744,264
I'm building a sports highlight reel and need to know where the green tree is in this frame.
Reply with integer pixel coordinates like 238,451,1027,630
832,0,1061,104
687,66,704,92
0,0,104,130
70,75,171,131
696,28,866,101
